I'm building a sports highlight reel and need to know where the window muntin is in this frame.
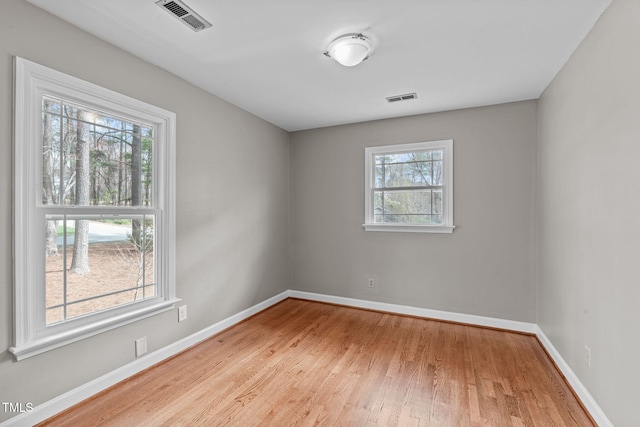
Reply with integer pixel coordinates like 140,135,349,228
364,140,454,233
12,57,177,361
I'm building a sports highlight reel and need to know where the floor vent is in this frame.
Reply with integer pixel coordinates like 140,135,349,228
386,93,418,103
156,0,212,32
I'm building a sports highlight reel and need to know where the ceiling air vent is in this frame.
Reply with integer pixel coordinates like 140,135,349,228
155,0,212,32
386,93,418,103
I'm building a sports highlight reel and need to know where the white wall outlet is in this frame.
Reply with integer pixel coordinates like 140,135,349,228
135,336,147,358
368,278,375,288
178,305,187,322
585,345,591,368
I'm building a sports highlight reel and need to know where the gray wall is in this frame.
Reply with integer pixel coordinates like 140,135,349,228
0,0,290,422
290,101,537,322
537,0,640,425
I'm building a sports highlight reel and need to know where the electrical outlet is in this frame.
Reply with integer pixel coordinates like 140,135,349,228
178,305,187,322
135,337,147,357
585,345,591,368
368,278,375,288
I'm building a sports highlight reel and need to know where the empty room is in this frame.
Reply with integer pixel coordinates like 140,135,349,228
0,0,638,425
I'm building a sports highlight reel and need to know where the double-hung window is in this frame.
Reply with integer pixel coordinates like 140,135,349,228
11,57,178,360
363,140,455,233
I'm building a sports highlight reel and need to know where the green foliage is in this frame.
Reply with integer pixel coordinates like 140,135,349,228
97,218,131,225
56,224,75,237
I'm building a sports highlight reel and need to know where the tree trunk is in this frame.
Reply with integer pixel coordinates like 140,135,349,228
143,137,151,208
43,101,58,256
118,127,124,205
131,125,142,249
70,110,91,275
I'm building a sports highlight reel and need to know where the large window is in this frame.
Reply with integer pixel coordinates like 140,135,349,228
363,140,455,233
11,57,177,360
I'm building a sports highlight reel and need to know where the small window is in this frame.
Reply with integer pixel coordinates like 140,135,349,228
363,140,455,233
11,57,178,360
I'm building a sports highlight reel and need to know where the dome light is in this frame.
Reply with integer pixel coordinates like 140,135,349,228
324,33,374,67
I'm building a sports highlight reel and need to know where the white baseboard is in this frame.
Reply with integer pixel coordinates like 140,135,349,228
1,291,290,427
289,290,538,334
2,290,610,427
535,326,613,427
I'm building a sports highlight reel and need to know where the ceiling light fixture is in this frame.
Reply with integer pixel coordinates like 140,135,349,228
324,33,374,67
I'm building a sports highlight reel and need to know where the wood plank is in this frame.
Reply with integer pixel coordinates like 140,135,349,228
39,299,595,426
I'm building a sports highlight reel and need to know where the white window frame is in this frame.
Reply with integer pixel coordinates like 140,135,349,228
10,57,178,361
363,139,455,233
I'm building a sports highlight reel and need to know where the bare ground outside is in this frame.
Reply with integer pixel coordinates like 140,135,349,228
45,241,155,325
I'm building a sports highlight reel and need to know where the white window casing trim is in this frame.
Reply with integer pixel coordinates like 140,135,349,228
363,139,455,233
11,57,178,361
9,301,177,361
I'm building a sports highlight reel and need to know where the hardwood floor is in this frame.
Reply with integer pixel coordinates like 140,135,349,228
40,299,594,426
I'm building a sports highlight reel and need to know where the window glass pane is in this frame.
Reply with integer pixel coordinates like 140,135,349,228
433,189,443,214
45,215,155,325
41,100,153,207
142,126,153,138
382,189,433,215
407,151,432,162
375,165,384,188
383,161,432,187
374,191,383,215
46,307,64,326
432,160,443,186
45,218,74,325
380,150,437,164
372,189,447,225
45,219,65,325
374,150,444,188
42,110,61,206
141,130,153,207
67,287,156,321
61,103,80,120
91,111,129,132
43,97,61,114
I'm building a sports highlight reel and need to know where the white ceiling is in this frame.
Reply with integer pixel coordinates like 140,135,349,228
28,0,611,132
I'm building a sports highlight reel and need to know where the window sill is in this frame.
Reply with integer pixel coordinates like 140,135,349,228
9,299,180,361
362,224,456,234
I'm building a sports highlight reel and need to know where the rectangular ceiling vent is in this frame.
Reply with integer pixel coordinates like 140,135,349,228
386,93,418,103
155,0,212,32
